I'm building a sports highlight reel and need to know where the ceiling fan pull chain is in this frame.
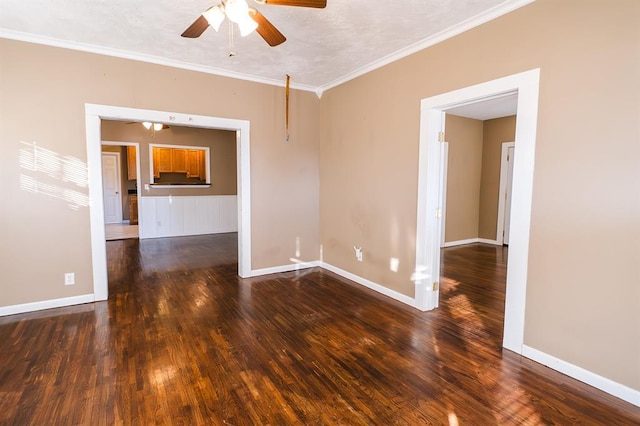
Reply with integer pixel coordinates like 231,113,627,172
228,20,236,57
285,74,290,141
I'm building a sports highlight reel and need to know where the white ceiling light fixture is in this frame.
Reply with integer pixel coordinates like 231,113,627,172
182,0,326,48
202,6,225,32
202,0,258,37
140,122,168,132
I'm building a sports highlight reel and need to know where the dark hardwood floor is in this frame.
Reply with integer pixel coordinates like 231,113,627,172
1,236,639,424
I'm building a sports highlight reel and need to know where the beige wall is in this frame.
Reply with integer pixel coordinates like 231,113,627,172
479,115,517,240
0,38,320,308
320,0,640,390
443,114,484,242
101,121,237,196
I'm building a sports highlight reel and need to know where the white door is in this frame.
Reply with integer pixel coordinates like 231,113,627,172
102,152,122,224
503,146,515,244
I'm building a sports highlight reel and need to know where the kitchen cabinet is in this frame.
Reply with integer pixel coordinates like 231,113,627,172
156,147,173,173
199,150,207,180
187,150,200,178
172,149,187,173
151,146,208,181
129,195,138,225
127,146,137,180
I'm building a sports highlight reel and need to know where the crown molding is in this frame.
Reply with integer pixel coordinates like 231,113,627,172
0,29,318,93
316,0,535,94
0,0,533,97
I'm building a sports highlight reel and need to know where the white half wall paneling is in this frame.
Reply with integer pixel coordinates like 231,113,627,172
183,197,198,235
219,196,238,232
139,195,238,239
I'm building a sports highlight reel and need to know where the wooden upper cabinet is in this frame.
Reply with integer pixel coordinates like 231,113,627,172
152,147,160,178
152,146,208,181
172,149,187,173
127,146,137,180
157,148,173,173
187,150,200,178
199,150,207,181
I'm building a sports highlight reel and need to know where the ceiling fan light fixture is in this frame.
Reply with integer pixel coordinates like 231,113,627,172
142,121,153,130
225,0,250,24
237,15,258,37
153,123,164,131
202,5,225,31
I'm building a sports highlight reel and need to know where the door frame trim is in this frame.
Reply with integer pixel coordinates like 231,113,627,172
85,104,252,302
415,69,540,353
439,141,449,248
496,141,516,245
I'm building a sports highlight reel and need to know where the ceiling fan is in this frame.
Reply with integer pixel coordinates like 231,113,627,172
181,0,327,47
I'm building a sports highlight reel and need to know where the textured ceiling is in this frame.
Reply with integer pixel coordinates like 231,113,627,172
0,0,532,92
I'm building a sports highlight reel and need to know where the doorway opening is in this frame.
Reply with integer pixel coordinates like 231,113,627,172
101,141,141,241
101,151,123,224
415,69,540,354
85,104,252,302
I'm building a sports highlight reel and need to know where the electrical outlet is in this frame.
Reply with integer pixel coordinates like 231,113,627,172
354,246,363,262
64,272,75,286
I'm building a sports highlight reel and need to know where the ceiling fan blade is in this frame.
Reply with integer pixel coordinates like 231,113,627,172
181,15,210,38
262,0,326,8
249,9,286,47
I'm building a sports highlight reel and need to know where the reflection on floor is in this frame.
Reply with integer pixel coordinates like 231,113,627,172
105,223,139,241
1,237,638,424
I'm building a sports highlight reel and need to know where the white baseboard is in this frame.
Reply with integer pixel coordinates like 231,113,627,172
522,345,640,407
321,262,418,308
0,294,95,317
443,238,479,247
444,238,501,247
250,260,321,277
478,238,501,245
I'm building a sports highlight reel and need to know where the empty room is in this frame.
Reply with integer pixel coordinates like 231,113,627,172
1,0,639,423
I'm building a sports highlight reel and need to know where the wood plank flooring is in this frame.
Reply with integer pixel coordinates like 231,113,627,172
1,236,639,424
105,223,139,241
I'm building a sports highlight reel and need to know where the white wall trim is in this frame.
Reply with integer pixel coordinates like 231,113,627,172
443,238,502,247
1,1,533,97
0,294,95,317
321,262,418,309
440,141,449,248
522,345,640,408
316,0,535,94
478,238,501,245
417,69,541,353
150,185,211,189
496,141,516,244
86,104,252,304
250,261,321,277
0,29,318,94
443,238,480,247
